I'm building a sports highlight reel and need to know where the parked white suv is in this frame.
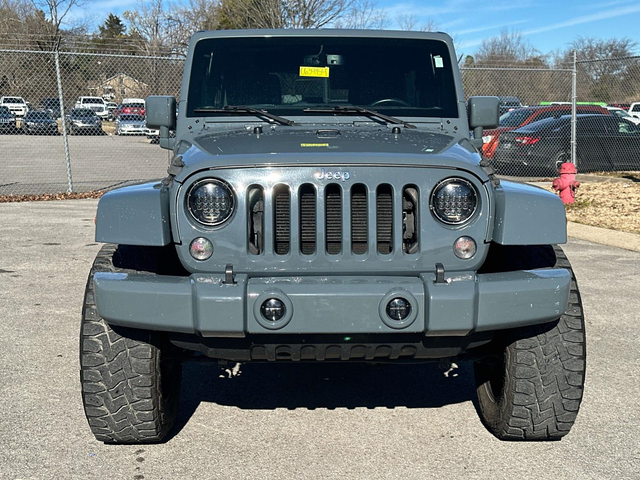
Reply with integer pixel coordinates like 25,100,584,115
628,102,640,119
0,96,29,116
74,96,109,119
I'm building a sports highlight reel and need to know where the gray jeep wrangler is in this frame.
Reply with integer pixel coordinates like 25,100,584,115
80,29,585,443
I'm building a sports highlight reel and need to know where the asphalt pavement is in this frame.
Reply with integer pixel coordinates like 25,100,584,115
0,199,638,480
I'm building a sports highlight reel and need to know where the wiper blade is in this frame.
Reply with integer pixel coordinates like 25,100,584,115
193,105,295,126
303,105,416,129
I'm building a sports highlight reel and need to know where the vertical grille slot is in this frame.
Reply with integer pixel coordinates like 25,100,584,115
299,184,316,255
325,184,342,255
376,184,393,254
274,185,290,255
247,185,264,255
402,186,419,254
351,184,368,254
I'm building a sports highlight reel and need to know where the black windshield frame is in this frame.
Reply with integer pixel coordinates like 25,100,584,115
187,36,459,119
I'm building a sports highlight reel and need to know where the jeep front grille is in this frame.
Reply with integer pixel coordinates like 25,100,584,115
274,185,291,255
248,183,419,257
376,184,394,254
325,184,342,255
299,184,317,255
350,185,368,255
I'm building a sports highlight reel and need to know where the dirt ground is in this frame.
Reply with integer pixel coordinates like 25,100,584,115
546,172,640,235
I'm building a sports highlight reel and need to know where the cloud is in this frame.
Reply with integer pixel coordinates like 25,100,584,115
455,20,527,36
382,0,536,33
522,4,640,36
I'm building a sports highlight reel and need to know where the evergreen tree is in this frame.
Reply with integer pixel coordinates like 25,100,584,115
98,14,126,39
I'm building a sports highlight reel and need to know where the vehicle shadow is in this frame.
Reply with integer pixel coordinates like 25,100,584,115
168,360,476,440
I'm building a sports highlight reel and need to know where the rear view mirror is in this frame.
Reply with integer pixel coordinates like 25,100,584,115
146,95,176,150
468,96,499,148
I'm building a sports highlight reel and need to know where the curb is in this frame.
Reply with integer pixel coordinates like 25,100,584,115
567,221,640,253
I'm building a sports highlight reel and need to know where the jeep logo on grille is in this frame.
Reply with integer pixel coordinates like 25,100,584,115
315,168,350,181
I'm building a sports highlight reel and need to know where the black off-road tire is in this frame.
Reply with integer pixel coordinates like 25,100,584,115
80,244,183,444
474,245,586,440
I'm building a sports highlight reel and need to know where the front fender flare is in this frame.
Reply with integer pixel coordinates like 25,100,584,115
492,180,566,245
96,182,172,246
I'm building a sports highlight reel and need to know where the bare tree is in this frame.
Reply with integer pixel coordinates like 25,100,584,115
169,0,222,49
218,0,283,29
219,0,357,29
566,37,640,102
30,0,83,47
475,29,541,66
123,0,178,55
332,0,387,29
569,36,637,82
396,13,437,32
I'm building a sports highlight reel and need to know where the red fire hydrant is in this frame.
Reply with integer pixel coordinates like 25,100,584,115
552,162,580,204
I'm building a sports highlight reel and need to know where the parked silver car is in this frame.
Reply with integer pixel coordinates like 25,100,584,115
115,114,147,135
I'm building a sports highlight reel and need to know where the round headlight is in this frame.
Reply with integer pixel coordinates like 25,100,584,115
430,178,478,225
187,179,235,226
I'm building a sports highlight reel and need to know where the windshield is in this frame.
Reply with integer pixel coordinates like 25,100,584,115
82,97,104,104
499,108,534,127
611,109,632,118
187,36,458,118
4,97,23,103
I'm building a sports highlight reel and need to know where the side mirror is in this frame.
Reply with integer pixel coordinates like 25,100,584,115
146,95,176,150
468,96,499,148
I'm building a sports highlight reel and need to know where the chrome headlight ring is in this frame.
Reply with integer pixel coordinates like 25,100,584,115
430,177,479,226
186,178,236,227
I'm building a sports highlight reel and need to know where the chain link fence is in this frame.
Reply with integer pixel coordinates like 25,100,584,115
1,48,639,196
464,55,640,177
0,49,183,196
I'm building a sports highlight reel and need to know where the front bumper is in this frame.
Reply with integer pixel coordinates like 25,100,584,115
94,269,570,338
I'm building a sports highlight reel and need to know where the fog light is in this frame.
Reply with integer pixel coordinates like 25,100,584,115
454,236,476,259
261,298,286,322
386,297,411,321
189,237,213,260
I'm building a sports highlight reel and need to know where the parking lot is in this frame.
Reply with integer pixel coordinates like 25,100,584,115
0,199,638,479
1,134,171,195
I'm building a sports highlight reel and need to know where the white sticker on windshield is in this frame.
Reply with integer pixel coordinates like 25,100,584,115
434,56,444,68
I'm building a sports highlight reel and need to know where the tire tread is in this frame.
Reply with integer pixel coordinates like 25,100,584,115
475,245,586,440
80,244,180,444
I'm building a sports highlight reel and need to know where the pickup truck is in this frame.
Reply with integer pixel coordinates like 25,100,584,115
0,96,28,117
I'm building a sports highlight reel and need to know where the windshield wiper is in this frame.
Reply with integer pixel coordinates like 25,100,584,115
303,106,416,129
193,105,295,126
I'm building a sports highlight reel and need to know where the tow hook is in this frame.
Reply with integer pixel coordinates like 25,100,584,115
224,264,236,285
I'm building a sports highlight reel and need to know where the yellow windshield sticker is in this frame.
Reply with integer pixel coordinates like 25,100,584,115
301,143,329,147
299,66,330,78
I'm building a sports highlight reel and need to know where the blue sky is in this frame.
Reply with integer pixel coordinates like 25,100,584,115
80,0,640,55
378,0,640,55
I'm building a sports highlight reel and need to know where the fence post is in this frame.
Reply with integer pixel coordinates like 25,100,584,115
571,50,577,168
54,50,73,193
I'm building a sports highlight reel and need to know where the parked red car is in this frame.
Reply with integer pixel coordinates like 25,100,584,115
482,105,609,158
608,103,630,110
112,102,146,119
